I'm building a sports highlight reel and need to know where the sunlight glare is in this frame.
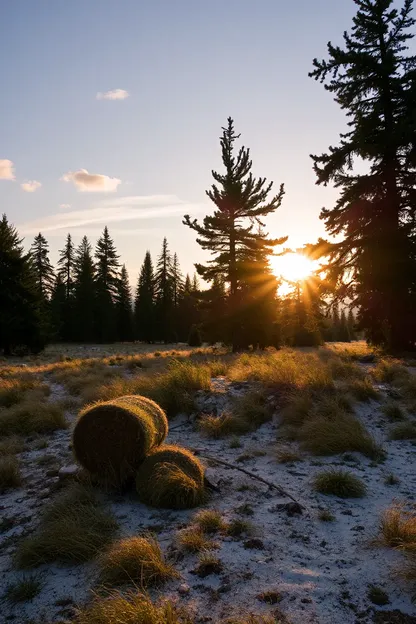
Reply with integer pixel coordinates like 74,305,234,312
271,252,316,283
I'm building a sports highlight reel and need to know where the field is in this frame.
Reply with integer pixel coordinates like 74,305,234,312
0,342,416,624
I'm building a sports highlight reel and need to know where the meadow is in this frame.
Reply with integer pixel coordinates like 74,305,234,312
0,341,415,624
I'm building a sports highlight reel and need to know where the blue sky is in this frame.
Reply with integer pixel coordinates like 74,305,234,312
1,0,358,283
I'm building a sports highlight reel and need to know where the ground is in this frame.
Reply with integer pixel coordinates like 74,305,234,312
0,342,415,624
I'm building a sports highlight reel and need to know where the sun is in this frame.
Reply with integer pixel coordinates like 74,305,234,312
271,252,316,283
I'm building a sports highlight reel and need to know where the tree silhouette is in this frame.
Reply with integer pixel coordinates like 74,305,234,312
73,236,96,342
135,251,155,343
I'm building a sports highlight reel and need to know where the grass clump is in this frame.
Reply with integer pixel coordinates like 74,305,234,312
367,585,389,606
226,518,254,538
74,591,194,624
318,509,335,522
4,576,43,604
98,536,177,588
378,504,416,550
313,469,367,498
384,474,400,486
176,527,219,553
276,446,302,463
136,445,205,509
0,376,49,408
199,412,250,438
0,436,24,456
382,402,406,422
0,401,67,436
299,412,383,460
15,483,118,567
194,553,223,577
389,421,416,440
0,455,22,492
231,390,273,429
344,378,379,402
193,509,226,534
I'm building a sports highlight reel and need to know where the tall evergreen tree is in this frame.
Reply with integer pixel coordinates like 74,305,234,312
30,233,55,300
171,253,184,308
347,308,356,339
184,117,287,350
0,215,45,354
94,226,120,342
135,251,155,343
339,309,351,342
50,274,67,341
57,234,75,340
309,0,416,350
154,238,174,342
115,265,134,341
73,236,96,342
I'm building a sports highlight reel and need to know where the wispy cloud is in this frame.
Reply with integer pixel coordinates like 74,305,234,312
18,195,206,235
0,159,15,180
21,180,41,193
59,204,71,210
96,89,129,101
61,169,121,192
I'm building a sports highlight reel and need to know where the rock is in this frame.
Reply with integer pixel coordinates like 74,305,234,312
243,538,264,550
271,502,303,516
58,465,79,481
178,584,190,596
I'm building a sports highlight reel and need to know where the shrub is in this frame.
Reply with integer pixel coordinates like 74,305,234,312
136,445,205,509
4,576,43,604
0,401,66,436
15,483,118,567
0,455,22,492
193,509,226,534
176,527,219,553
98,536,177,588
188,325,202,347
74,592,194,624
389,421,416,441
313,469,367,498
299,412,383,459
73,395,167,485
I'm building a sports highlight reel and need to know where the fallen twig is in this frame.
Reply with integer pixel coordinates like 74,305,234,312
192,449,306,510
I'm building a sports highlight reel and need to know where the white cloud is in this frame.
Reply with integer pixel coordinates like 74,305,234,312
59,204,71,210
61,169,121,193
21,180,41,193
0,159,15,180
18,195,206,235
96,89,129,101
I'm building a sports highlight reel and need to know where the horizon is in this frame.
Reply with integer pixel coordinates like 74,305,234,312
1,1,367,283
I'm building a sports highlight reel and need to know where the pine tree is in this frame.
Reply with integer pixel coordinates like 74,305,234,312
171,253,184,308
73,236,96,342
30,233,55,300
57,234,76,341
115,265,134,341
183,117,287,350
200,275,226,345
177,273,201,342
50,274,67,341
347,308,356,339
135,251,155,343
95,226,120,342
154,238,174,342
339,309,351,342
0,215,45,354
332,306,341,342
309,0,416,350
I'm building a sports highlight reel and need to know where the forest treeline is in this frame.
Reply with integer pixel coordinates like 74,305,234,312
1,0,415,354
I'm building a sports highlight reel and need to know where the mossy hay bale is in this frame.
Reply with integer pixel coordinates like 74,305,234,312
73,396,168,485
136,444,205,509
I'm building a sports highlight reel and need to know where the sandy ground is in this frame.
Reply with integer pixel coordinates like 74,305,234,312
1,367,415,624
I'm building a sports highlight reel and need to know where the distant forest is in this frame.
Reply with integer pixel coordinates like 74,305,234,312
1,0,416,355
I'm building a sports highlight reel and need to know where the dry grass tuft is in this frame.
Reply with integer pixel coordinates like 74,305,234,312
344,378,379,402
176,527,219,553
226,518,255,538
98,535,177,588
389,421,416,441
74,591,194,624
0,400,67,436
199,412,250,438
4,576,43,604
0,376,49,408
313,469,367,498
0,455,22,492
193,509,226,534
194,552,223,577
0,436,24,456
15,483,118,567
276,446,302,463
382,402,407,422
378,504,416,550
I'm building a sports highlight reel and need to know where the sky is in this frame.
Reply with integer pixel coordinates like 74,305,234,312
0,0,359,284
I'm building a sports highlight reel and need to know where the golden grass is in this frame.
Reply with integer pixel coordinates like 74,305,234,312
98,536,177,588
74,591,194,624
343,378,380,402
176,527,219,553
0,400,67,436
0,376,49,408
0,455,22,492
313,469,367,498
198,412,251,438
378,504,416,551
15,483,118,567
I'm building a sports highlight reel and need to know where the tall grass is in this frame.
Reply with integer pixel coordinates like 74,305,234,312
0,400,67,436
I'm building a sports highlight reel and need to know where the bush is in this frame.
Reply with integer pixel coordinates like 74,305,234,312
15,483,118,567
98,536,177,588
0,455,22,492
74,592,194,624
0,401,66,436
313,469,367,498
188,325,202,347
73,395,168,486
136,445,205,509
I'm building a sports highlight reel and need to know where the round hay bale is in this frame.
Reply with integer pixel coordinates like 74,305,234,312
135,444,205,509
115,395,168,445
73,397,163,485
